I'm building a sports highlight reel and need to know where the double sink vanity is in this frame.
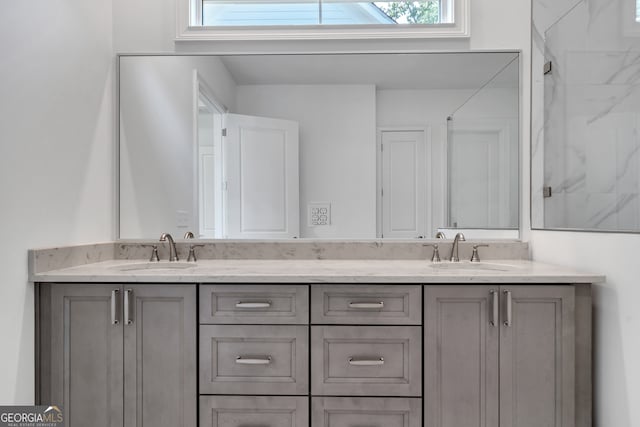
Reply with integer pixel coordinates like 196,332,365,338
29,240,601,427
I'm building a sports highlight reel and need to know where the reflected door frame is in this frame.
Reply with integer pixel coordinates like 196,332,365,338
377,127,432,239
194,70,227,238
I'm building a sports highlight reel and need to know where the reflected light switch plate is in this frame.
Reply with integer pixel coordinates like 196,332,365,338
176,210,189,228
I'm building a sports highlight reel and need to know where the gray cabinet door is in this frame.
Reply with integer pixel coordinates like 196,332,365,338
424,285,499,427
311,285,421,325
200,284,309,324
311,325,422,396
123,285,197,427
200,396,309,427
499,285,575,427
200,324,309,395
48,284,124,427
312,397,422,427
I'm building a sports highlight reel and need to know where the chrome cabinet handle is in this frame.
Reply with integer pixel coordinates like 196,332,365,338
111,289,120,325
124,289,133,325
235,301,272,309
503,290,512,327
235,356,272,365
348,357,385,366
490,289,498,327
348,301,384,309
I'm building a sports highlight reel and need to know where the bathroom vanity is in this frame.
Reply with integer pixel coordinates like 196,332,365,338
30,242,600,427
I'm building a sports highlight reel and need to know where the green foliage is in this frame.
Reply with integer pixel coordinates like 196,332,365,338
375,1,440,24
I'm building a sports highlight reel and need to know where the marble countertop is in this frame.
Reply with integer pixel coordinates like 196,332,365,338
31,258,604,284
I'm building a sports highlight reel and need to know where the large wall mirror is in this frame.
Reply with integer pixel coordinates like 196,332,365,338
118,52,520,240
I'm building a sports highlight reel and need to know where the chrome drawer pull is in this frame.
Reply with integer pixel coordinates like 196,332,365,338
235,301,272,309
348,357,385,366
348,301,384,309
235,356,273,365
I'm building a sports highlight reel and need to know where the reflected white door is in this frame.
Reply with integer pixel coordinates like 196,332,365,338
381,130,427,238
223,113,299,239
448,127,508,228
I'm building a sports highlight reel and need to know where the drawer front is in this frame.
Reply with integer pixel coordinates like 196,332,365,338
200,285,309,324
312,397,421,427
200,396,308,427
311,285,421,325
200,325,309,395
311,326,422,396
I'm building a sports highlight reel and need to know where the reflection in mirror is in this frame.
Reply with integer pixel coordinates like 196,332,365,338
118,53,520,240
447,57,519,233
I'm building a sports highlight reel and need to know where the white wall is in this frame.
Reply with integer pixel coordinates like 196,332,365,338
0,0,114,403
119,56,236,237
236,85,377,238
531,231,640,426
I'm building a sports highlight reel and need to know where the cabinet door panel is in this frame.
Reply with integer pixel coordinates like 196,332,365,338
500,286,575,427
424,285,499,427
311,285,421,325
200,396,308,427
49,284,123,427
312,397,421,427
200,325,309,395
200,284,309,324
311,326,421,396
124,285,197,427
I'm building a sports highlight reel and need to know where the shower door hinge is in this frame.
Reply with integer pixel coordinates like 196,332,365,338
543,61,552,75
543,186,552,198
222,128,227,136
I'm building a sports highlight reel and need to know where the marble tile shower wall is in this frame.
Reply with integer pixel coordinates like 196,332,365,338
532,0,640,230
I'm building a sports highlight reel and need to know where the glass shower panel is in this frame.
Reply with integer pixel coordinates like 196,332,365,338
541,0,640,231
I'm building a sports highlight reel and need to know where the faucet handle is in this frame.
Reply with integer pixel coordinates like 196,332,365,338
470,244,489,263
184,231,195,239
435,231,447,239
187,244,205,262
140,244,160,262
424,244,441,263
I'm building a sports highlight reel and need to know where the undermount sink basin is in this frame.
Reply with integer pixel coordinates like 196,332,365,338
428,262,516,272
111,262,196,272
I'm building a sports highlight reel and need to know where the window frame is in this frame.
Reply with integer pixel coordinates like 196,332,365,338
175,0,470,40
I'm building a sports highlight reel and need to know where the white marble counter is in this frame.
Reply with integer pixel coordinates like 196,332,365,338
31,259,604,284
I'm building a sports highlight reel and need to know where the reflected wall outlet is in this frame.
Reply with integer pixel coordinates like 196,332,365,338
176,210,189,228
308,203,331,226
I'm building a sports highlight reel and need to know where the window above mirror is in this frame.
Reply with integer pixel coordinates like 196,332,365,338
176,0,470,40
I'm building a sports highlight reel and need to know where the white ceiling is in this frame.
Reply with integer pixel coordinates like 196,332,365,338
219,52,519,90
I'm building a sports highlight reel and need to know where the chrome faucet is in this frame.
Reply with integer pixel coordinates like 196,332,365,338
435,231,447,239
159,233,179,261
450,232,466,262
184,231,195,239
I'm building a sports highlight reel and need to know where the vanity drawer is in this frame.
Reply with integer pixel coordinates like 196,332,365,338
311,326,422,396
199,325,309,395
199,284,309,324
200,396,309,427
312,397,421,427
311,285,421,325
